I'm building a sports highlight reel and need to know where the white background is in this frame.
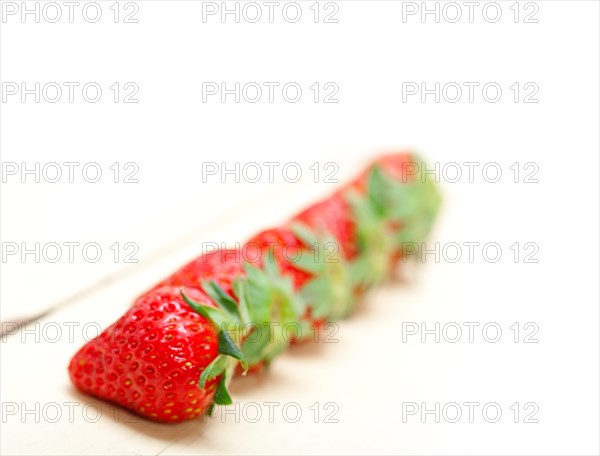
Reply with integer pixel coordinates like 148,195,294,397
1,1,599,455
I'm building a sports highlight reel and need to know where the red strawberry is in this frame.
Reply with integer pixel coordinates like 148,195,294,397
348,152,415,192
293,192,359,261
69,286,224,423
246,217,356,328
156,248,305,374
245,227,324,339
371,152,442,250
154,249,243,300
375,152,416,182
244,227,312,290
67,152,442,425
345,152,441,280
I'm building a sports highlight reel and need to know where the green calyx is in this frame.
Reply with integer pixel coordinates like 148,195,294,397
181,287,249,407
345,157,442,290
181,255,306,409
291,222,355,321
387,156,442,250
237,253,305,364
345,168,398,289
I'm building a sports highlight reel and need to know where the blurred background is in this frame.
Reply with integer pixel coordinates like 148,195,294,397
1,1,598,454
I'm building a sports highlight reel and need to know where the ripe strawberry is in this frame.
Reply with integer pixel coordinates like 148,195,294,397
375,152,415,182
156,247,305,372
347,152,415,194
244,227,312,290
319,152,440,289
246,222,356,330
68,286,239,423
154,249,243,300
68,152,443,424
368,152,442,251
293,192,359,261
244,227,323,338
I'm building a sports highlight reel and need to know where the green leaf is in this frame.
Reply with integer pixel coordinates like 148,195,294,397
292,251,323,274
299,276,330,318
202,281,241,322
387,182,418,219
198,354,228,389
237,252,308,367
290,221,319,246
367,166,388,216
263,249,278,277
348,253,385,291
181,291,228,329
213,375,233,405
345,189,367,214
232,279,251,326
241,324,271,365
241,263,271,323
218,330,248,371
261,328,288,362
242,261,266,284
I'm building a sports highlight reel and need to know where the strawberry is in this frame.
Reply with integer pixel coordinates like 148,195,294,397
155,247,305,371
245,227,317,337
367,153,442,253
245,222,356,330
374,152,415,183
293,192,359,261
244,227,312,290
68,152,442,424
68,286,246,423
154,249,243,300
332,152,442,289
233,251,305,362
349,152,415,192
